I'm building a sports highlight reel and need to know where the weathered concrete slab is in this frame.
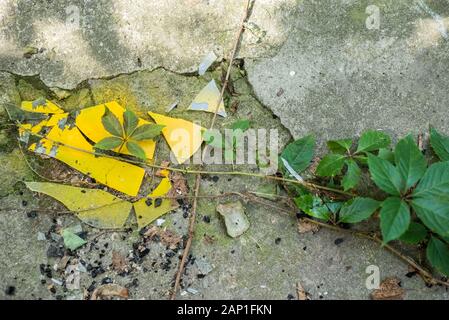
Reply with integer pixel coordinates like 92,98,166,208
247,0,449,147
1,0,449,300
0,0,294,89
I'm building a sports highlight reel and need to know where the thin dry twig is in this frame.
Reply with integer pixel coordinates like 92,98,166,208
170,174,201,299
170,0,252,299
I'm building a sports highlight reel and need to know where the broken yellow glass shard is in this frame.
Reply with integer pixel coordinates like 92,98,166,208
75,101,156,159
134,177,177,229
148,111,205,164
188,79,227,117
25,182,133,229
21,99,64,114
28,124,145,197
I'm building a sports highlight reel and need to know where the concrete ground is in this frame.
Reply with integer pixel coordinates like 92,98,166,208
1,0,449,300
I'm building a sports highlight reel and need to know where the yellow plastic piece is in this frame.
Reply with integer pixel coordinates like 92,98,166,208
21,99,64,114
148,112,205,164
188,79,226,117
75,101,156,159
29,125,145,197
25,182,133,229
133,177,176,229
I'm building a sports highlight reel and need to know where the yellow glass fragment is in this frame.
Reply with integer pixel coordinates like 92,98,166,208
29,125,145,197
133,177,177,229
25,182,132,229
21,99,64,114
75,101,156,159
18,113,68,142
148,112,205,164
188,79,227,117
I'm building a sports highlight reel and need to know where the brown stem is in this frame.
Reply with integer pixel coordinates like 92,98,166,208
170,174,201,299
170,0,252,299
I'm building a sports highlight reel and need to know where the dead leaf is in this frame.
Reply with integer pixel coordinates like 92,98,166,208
167,172,189,205
57,256,71,271
144,226,182,249
297,218,320,234
370,277,405,300
91,284,129,300
155,160,170,178
308,156,321,175
111,250,128,273
296,281,310,300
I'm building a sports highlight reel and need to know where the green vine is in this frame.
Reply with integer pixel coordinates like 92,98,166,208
280,127,449,278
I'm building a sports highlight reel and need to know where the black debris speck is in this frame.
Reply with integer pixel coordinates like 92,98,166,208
275,237,282,245
5,286,15,296
21,200,28,207
212,176,219,182
145,198,153,207
334,238,344,246
287,294,294,300
406,271,417,278
202,215,210,223
154,198,162,208
27,210,38,219
101,277,113,285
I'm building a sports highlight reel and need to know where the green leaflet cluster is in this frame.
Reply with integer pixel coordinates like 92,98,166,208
96,107,164,160
280,128,449,277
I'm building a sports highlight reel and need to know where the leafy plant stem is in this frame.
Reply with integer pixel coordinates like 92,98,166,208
18,126,354,197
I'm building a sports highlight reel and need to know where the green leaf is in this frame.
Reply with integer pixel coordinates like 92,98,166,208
427,236,449,277
230,119,250,131
356,130,391,153
380,197,410,244
399,222,427,244
130,124,165,141
378,148,394,163
102,107,123,137
126,140,146,160
294,194,330,221
412,161,449,198
327,139,352,154
354,155,368,165
342,159,361,191
394,135,427,191
316,154,346,177
123,110,139,137
326,201,343,215
339,197,380,223
94,136,123,150
367,154,403,196
280,135,315,174
411,162,449,237
430,127,449,161
62,229,87,251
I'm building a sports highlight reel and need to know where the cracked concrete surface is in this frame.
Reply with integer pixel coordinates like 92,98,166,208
0,0,295,89
1,0,449,300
